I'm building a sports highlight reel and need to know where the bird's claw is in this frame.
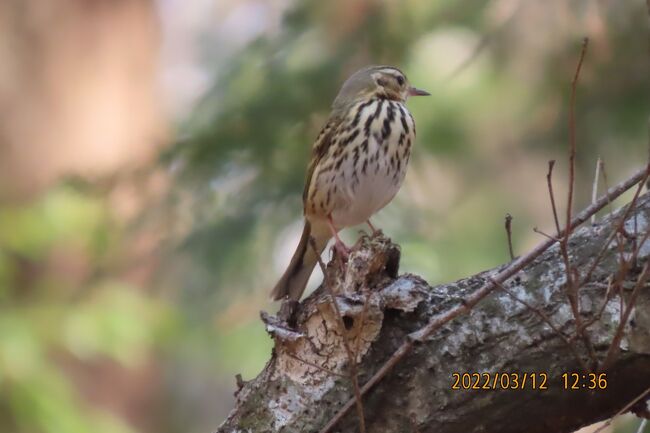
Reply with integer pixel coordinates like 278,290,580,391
334,240,351,261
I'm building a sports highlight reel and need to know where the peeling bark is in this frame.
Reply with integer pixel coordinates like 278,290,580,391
218,192,650,433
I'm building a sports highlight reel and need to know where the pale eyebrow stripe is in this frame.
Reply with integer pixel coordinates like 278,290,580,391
377,67,406,81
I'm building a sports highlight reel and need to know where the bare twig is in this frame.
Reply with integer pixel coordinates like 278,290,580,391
319,166,649,433
560,37,594,364
591,156,602,225
547,160,562,235
565,37,589,236
505,213,515,260
234,374,247,396
600,159,613,216
580,167,650,287
592,385,650,433
600,262,650,371
533,227,560,242
310,238,366,433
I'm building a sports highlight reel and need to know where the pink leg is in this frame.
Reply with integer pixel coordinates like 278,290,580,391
327,215,350,259
366,219,379,235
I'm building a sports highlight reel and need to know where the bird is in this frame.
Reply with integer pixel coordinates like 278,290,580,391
271,65,429,301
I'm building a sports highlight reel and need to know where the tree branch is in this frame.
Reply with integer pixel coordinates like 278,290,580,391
218,169,650,433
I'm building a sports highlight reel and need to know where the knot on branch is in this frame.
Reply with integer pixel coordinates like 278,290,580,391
327,232,403,295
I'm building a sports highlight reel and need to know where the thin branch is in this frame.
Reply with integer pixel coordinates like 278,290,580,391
592,385,650,433
580,167,650,287
600,262,650,371
600,159,613,217
234,374,247,395
591,156,602,225
505,213,515,260
547,160,562,235
319,166,649,433
565,37,589,238
560,37,594,365
310,238,366,433
533,227,560,242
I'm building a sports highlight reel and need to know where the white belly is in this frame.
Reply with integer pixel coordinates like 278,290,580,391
307,98,414,229
330,128,411,228
331,171,402,227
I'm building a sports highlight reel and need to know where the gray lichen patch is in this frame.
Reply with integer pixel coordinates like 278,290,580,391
380,278,427,312
629,301,650,355
624,212,648,235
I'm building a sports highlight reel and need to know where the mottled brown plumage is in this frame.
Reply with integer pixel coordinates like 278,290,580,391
271,65,428,301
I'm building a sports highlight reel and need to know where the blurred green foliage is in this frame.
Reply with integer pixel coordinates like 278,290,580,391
0,186,174,433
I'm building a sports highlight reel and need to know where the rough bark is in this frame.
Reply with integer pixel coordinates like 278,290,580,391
218,192,650,433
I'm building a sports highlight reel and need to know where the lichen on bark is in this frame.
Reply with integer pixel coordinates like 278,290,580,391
219,192,650,433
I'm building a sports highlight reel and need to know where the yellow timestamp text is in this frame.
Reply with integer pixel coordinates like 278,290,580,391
561,372,608,390
451,372,549,390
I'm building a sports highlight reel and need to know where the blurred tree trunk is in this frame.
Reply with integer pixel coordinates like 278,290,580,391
0,0,163,201
218,192,650,433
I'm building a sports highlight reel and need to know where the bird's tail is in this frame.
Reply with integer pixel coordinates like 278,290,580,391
270,220,331,301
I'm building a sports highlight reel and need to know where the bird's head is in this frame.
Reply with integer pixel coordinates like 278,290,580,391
332,65,429,113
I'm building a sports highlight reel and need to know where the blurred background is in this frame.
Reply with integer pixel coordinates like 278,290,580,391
0,0,647,432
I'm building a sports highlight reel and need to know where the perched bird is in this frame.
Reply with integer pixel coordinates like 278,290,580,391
271,65,429,301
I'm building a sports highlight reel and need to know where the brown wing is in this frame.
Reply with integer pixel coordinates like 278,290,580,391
302,115,343,209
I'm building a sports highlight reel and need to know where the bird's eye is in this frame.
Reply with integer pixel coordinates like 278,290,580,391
396,76,405,86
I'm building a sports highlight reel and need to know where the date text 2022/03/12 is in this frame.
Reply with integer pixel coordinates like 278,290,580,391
451,372,608,391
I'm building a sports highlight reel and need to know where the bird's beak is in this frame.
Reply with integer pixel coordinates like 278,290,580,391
408,86,430,97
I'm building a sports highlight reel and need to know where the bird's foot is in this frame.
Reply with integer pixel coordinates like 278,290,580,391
333,238,351,262
365,220,383,237
326,214,351,264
